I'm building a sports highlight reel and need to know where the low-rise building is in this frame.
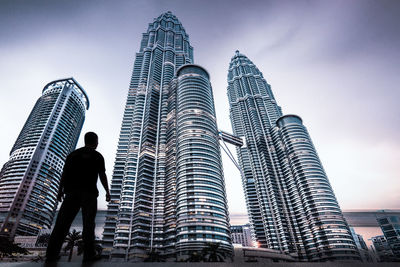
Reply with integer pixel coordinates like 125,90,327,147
371,235,396,262
349,227,374,262
234,247,296,263
231,224,253,247
377,213,400,261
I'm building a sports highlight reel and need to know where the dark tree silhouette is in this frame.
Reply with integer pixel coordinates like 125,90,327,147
63,229,82,262
144,249,166,262
202,243,227,262
186,251,204,262
0,236,29,259
77,239,103,258
31,254,44,262
36,233,51,247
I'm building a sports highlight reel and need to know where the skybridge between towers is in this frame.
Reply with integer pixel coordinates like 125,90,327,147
218,130,243,172
218,130,243,147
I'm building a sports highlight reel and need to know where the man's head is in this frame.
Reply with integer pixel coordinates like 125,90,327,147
84,132,98,149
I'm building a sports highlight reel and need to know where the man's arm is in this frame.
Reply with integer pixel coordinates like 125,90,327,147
57,155,71,202
99,172,111,202
57,171,66,202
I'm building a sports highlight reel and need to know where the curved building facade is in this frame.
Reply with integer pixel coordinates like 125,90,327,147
103,13,232,261
227,51,359,261
0,78,88,238
175,65,231,255
273,115,359,260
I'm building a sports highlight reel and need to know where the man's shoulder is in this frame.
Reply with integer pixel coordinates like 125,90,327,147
68,147,103,160
70,147,86,156
67,148,83,158
94,150,104,160
87,149,104,162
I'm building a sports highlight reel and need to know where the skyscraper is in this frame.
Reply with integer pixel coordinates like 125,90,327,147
0,78,89,239
227,51,359,261
103,12,231,261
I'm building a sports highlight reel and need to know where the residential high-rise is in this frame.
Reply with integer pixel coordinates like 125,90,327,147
227,51,359,261
103,12,231,261
0,78,89,239
377,214,400,261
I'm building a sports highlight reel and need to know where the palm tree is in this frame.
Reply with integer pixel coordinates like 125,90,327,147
186,251,204,262
144,249,166,262
36,233,51,247
31,254,44,262
0,236,29,259
64,230,82,262
77,239,103,258
202,242,227,262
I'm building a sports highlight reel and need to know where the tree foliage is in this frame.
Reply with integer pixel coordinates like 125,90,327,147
144,249,166,262
77,239,103,257
36,233,51,247
185,242,227,262
201,242,227,262
63,230,82,262
0,236,29,259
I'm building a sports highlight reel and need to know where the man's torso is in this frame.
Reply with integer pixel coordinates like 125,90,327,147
63,147,105,196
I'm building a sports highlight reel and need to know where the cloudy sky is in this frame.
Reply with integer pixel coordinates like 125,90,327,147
1,0,399,222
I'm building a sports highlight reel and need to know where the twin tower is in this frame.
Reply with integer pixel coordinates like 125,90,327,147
102,12,359,261
0,12,360,262
102,12,230,260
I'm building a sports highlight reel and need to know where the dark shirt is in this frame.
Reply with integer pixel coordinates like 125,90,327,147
62,147,105,196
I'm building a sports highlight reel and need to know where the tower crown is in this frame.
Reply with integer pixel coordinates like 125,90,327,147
156,11,177,20
231,50,247,60
43,77,89,110
228,51,264,82
177,64,210,79
150,11,186,32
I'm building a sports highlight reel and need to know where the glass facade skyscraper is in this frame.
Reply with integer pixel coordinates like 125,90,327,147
0,78,88,239
103,12,231,261
227,51,359,261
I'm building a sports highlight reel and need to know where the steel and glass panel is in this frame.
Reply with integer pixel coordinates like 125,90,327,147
174,65,231,256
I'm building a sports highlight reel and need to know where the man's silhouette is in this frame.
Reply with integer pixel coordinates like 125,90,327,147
46,132,110,262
